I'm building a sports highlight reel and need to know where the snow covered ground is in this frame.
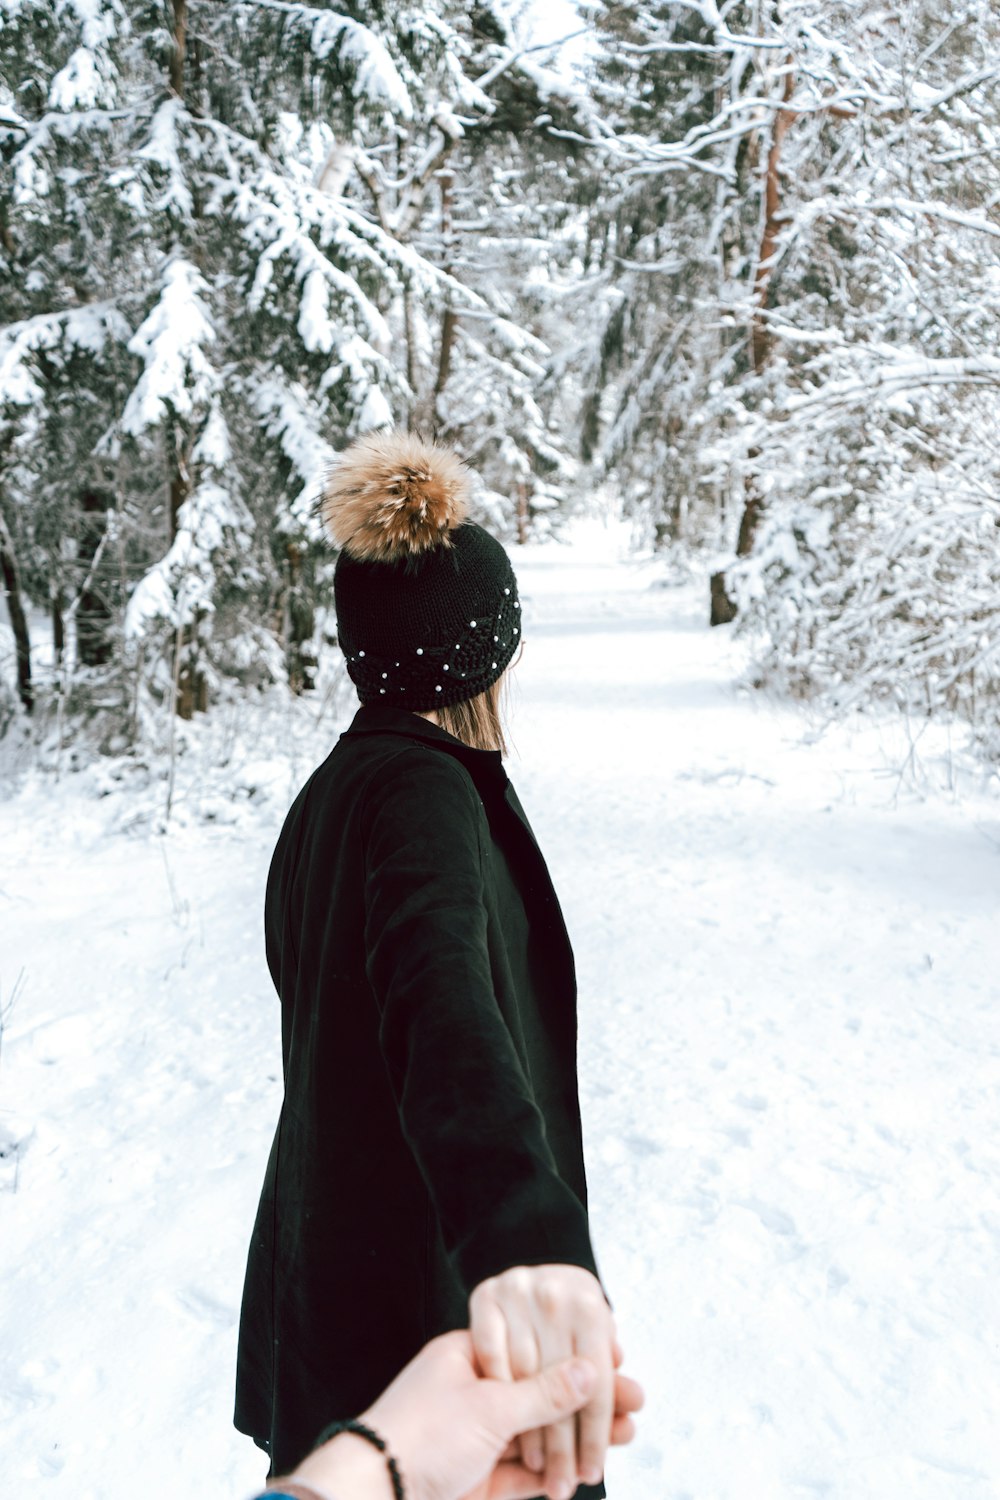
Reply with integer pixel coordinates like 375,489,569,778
2,521,999,1499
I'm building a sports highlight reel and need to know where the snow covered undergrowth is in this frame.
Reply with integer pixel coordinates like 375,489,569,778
1,521,998,1499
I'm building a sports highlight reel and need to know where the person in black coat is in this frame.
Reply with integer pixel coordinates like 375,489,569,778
235,431,618,1500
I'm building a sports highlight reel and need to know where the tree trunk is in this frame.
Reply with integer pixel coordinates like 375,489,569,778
711,67,795,626
516,481,530,545
430,168,457,432
434,307,457,407
52,588,65,665
284,541,317,695
0,514,33,712
710,449,764,626
169,0,187,98
750,66,796,373
175,621,208,719
77,490,113,666
403,285,419,416
168,428,206,715
655,422,685,548
709,570,738,627
169,458,187,539
0,200,14,258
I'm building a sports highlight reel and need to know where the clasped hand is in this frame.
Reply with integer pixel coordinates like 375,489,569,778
470,1263,621,1500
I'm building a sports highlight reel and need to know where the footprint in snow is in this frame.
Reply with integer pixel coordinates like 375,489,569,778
826,1265,850,1293
623,1134,663,1157
1,1359,58,1425
734,1091,769,1112
175,1286,236,1328
34,1445,66,1478
735,1196,798,1237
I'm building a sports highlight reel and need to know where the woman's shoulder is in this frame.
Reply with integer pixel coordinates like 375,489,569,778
358,736,481,811
301,729,481,815
353,740,490,870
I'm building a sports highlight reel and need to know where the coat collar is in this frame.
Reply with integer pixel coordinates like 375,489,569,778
343,704,546,861
342,703,507,779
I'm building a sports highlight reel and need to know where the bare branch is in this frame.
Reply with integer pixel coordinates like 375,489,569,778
859,198,1000,241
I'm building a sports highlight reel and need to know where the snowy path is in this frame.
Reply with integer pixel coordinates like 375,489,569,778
2,526,999,1499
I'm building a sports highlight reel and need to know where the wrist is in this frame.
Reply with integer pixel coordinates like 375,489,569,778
292,1430,395,1500
264,1482,340,1500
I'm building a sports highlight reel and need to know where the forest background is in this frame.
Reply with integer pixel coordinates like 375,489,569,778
1,0,999,774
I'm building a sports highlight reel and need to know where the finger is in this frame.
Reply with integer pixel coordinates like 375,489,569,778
517,1428,545,1477
610,1413,637,1446
540,1403,578,1500
533,1313,578,1500
515,1356,587,1494
612,1335,624,1369
470,1290,514,1383
612,1372,645,1416
500,1357,595,1435
504,1319,543,1475
572,1330,615,1487
488,1458,574,1500
504,1311,541,1381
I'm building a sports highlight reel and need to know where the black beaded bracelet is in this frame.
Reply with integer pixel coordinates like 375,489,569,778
313,1417,406,1500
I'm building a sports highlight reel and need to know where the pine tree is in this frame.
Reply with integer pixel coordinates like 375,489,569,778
2,0,614,739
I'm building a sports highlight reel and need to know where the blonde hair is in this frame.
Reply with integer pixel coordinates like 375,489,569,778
436,673,509,755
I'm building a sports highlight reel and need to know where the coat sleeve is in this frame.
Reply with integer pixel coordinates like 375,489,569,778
360,745,599,1295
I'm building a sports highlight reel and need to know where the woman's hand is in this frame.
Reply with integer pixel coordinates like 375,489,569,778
286,1328,643,1500
469,1265,618,1500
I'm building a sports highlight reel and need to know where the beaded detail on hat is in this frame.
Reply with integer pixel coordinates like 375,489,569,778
342,581,520,711
333,507,520,712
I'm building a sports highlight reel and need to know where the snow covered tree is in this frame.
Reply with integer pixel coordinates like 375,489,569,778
714,2,1000,756
572,0,1000,757
331,1,609,539
417,76,598,532
1,0,617,739
2,0,413,728
573,0,768,553
1,2,135,717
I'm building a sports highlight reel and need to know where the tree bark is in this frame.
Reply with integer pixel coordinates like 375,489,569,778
711,66,795,626
52,588,65,665
169,456,188,540
168,427,206,715
750,66,796,373
0,514,33,712
403,284,418,412
169,0,187,98
430,168,457,432
77,490,113,666
284,541,317,695
516,481,530,545
711,64,856,626
175,619,208,719
0,201,14,258
710,449,764,626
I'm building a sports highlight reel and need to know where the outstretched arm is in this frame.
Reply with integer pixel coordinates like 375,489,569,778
362,747,598,1292
362,748,618,1495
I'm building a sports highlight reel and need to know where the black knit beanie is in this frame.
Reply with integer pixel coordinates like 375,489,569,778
326,430,521,711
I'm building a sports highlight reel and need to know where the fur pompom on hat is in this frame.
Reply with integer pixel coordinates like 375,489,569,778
329,429,521,713
323,429,472,563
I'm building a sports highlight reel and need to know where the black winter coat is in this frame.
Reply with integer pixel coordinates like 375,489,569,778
235,703,604,1494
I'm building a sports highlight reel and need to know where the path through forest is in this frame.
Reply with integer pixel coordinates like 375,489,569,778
2,521,999,1499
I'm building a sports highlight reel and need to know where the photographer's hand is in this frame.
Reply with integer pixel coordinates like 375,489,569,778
285,1328,643,1500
